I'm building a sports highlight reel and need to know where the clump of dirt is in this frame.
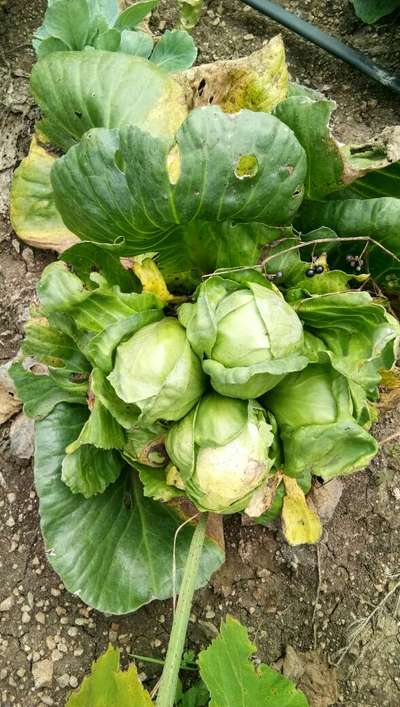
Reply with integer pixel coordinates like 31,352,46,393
1,1,399,706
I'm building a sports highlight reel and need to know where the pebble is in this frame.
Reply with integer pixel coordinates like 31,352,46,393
51,650,62,662
21,612,31,624
9,413,34,460
57,674,70,689
35,612,46,625
21,247,34,266
67,627,78,638
32,660,53,689
0,596,14,612
69,676,78,688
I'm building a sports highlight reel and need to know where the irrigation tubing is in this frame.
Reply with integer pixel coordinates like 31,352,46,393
240,0,400,95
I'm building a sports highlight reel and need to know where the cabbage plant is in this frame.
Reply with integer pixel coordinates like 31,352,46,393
7,2,400,703
179,272,307,398
166,392,275,513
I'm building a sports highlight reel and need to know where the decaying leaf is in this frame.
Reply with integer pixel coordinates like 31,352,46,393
378,367,400,411
280,646,338,707
132,255,174,302
178,35,288,113
244,472,283,518
282,476,322,545
343,125,400,184
10,136,78,252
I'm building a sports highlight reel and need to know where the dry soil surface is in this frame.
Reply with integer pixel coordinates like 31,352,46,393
0,1,400,706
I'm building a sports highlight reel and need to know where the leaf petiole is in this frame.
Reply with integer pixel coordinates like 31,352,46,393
156,513,208,707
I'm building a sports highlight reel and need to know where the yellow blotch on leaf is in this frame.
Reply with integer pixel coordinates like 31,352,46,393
132,256,174,303
282,476,322,546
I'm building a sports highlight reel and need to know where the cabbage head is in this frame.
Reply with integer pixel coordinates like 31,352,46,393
108,318,206,425
179,272,308,399
166,392,275,513
263,363,379,479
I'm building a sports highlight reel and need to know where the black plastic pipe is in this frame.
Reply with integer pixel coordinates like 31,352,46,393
241,0,400,95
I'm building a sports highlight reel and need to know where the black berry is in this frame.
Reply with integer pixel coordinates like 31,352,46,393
315,265,324,274
305,268,315,278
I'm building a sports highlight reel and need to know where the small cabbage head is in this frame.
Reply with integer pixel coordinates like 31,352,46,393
165,392,275,513
179,272,308,399
263,363,379,480
108,318,206,425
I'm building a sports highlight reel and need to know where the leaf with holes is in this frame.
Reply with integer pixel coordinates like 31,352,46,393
274,97,400,199
31,50,188,150
50,106,306,284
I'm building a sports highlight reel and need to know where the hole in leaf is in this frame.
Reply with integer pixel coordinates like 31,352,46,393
234,154,259,180
292,185,302,197
167,145,181,185
208,95,214,104
198,78,206,96
74,111,82,119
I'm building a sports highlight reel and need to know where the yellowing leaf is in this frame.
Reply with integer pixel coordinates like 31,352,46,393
66,644,152,707
179,34,288,114
379,367,400,412
132,256,174,302
10,136,78,252
282,476,322,546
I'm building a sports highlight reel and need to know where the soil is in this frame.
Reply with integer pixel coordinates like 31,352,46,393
0,1,399,706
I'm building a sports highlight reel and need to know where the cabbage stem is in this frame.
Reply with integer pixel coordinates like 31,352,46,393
156,513,207,707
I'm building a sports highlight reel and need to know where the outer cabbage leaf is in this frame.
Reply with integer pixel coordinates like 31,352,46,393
352,0,400,23
36,263,164,372
150,30,197,72
114,0,159,30
62,445,123,498
59,242,140,292
10,136,78,252
66,398,125,453
51,107,307,264
199,616,309,707
10,361,88,419
21,319,90,372
329,160,400,200
178,35,288,114
33,0,117,54
35,403,224,614
66,645,152,707
119,29,153,57
274,97,400,199
297,197,400,293
31,51,187,150
296,291,399,392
